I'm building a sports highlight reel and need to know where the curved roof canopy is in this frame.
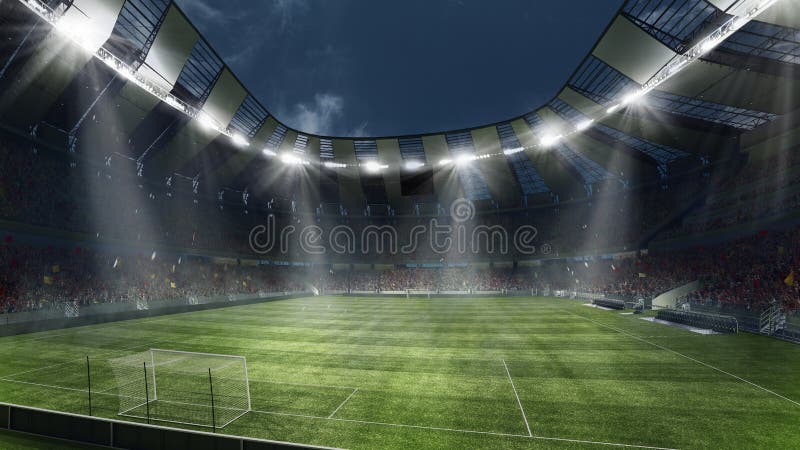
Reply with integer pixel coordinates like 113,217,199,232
0,0,798,214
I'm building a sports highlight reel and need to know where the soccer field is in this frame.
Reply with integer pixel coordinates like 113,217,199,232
0,296,798,449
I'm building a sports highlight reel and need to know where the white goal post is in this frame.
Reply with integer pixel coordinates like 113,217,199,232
406,289,432,298
109,349,251,429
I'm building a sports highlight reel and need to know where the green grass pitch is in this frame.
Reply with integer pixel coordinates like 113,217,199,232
0,296,799,449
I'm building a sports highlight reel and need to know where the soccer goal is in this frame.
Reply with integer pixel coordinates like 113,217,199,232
109,349,251,429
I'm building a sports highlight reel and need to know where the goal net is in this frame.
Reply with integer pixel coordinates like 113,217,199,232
109,349,251,429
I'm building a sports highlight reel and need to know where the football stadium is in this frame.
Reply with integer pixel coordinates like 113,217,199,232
1,0,800,449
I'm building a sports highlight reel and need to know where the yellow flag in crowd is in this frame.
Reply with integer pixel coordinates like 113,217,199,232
170,282,177,289
43,276,53,285
785,271,795,286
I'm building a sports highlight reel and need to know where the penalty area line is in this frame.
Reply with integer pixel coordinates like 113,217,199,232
0,340,163,380
568,311,800,408
502,359,532,437
328,388,359,418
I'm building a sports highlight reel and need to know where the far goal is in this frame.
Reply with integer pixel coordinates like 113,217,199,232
109,349,251,429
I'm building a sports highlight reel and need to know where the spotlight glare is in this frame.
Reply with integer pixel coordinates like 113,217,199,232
404,160,425,170
455,154,475,166
55,18,97,52
540,134,561,148
262,148,277,157
622,92,643,105
438,158,453,166
280,153,306,165
576,119,594,131
231,134,249,148
363,161,387,173
323,161,346,169
196,113,217,131
607,104,620,114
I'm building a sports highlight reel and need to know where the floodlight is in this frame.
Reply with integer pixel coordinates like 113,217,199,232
163,95,185,113
700,36,723,53
576,119,594,131
55,17,97,52
503,147,524,156
323,161,347,169
118,68,138,83
455,154,475,166
438,158,453,166
231,134,249,148
540,134,561,148
363,161,387,173
262,148,277,157
607,104,620,114
280,153,305,165
196,113,217,131
404,160,425,170
621,90,645,106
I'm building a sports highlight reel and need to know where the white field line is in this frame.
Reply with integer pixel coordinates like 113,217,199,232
0,377,679,449
250,408,678,450
6,317,168,345
568,311,800,408
328,388,359,418
1,340,161,380
502,359,532,437
198,375,358,391
0,377,140,401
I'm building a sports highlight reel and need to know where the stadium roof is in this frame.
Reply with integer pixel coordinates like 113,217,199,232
0,0,798,213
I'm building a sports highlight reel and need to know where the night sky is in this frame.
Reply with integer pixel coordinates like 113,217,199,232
174,0,621,137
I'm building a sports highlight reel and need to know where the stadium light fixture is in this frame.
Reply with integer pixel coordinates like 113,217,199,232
701,36,724,53
363,161,388,173
280,153,309,166
540,134,561,148
262,148,277,157
576,119,594,132
231,134,249,148
323,161,347,169
16,0,785,173
455,154,475,166
621,90,646,106
163,95,186,113
196,112,217,132
404,160,425,170
503,147,524,156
